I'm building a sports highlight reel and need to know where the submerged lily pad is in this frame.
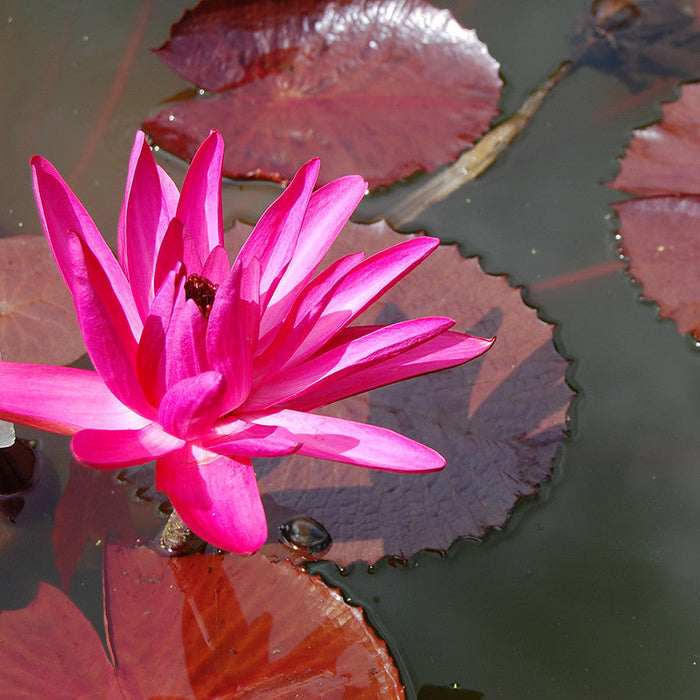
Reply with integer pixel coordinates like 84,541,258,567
144,0,501,188
0,545,404,698
0,235,84,366
568,0,700,91
225,220,573,565
609,82,700,340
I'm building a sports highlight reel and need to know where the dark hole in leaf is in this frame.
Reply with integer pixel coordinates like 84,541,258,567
1,497,25,524
0,439,36,497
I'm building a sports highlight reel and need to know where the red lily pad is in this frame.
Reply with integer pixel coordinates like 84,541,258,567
0,545,404,698
0,235,85,366
143,0,501,189
225,220,573,565
608,82,700,339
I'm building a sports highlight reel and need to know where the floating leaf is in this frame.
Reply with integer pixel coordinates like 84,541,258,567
568,0,700,91
0,235,84,366
0,545,404,698
609,82,700,339
144,0,501,188
223,221,573,565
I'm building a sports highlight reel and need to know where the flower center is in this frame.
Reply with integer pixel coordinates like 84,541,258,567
184,274,218,319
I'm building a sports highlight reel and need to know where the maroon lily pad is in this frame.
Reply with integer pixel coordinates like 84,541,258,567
224,220,573,565
0,235,85,366
0,545,404,698
143,0,501,189
608,82,700,339
610,81,700,196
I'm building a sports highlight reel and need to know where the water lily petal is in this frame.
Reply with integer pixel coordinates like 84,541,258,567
118,132,174,319
31,155,142,340
206,258,260,411
244,317,455,411
176,130,224,261
158,371,226,440
0,363,148,434
156,163,181,217
153,217,203,292
72,422,184,469
283,329,495,412
164,296,210,386
235,158,319,309
201,244,230,286
247,409,445,472
283,236,440,367
67,233,155,418
259,174,367,337
156,446,267,553
254,251,365,369
202,419,300,458
137,268,183,405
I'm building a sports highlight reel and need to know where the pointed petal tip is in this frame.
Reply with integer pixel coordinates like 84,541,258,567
298,157,321,180
30,154,57,180
200,129,224,153
475,333,496,355
131,129,147,149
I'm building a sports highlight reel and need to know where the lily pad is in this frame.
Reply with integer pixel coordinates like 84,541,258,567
609,82,700,339
143,0,501,188
225,221,573,565
0,545,404,698
0,235,84,366
568,0,700,91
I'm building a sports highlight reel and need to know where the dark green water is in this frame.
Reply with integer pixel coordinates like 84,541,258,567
1,1,698,697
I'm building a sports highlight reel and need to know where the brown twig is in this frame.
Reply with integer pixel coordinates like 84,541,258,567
387,60,573,228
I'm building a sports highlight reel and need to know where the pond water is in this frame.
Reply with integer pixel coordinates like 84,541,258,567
1,0,699,697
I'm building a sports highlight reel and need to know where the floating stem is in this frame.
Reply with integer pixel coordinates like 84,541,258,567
160,507,205,555
387,60,573,228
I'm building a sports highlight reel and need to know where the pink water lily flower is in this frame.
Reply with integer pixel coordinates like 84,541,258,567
0,131,493,553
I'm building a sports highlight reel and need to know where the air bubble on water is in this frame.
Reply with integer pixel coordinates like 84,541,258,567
278,516,332,556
